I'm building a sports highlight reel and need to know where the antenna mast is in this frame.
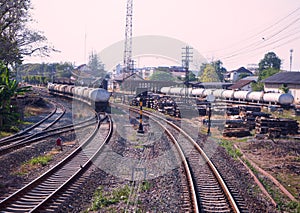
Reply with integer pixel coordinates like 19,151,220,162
123,0,133,75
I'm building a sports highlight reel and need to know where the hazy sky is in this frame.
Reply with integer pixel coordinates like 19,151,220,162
26,0,300,71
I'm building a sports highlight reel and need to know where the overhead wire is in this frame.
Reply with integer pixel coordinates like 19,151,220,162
213,8,300,65
220,17,300,60
224,27,300,63
203,6,300,55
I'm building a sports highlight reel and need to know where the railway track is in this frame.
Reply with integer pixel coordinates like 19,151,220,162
0,100,66,145
116,103,241,212
0,116,96,155
0,113,112,212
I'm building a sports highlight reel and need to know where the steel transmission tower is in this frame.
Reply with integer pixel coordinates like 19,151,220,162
123,0,133,75
182,46,193,102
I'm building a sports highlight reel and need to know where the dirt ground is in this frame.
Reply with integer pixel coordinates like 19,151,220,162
236,138,300,202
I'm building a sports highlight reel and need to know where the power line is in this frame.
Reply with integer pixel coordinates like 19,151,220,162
223,34,300,66
204,7,300,58
219,17,300,60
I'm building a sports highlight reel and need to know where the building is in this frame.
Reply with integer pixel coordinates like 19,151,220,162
225,67,253,82
228,79,255,91
136,67,155,80
262,71,300,104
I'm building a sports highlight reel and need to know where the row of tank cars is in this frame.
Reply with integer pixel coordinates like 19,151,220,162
48,83,111,112
160,87,294,107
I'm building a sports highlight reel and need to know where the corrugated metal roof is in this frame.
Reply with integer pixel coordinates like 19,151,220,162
228,79,254,90
262,71,300,84
229,67,253,74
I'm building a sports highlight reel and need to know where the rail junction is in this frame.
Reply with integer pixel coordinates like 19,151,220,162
0,87,294,212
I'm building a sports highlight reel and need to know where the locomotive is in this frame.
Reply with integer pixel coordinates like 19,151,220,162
48,83,111,112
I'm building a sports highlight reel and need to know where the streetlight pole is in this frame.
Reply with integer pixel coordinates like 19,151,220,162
290,49,293,72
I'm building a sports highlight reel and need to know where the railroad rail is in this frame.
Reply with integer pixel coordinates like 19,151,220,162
0,100,66,144
0,113,112,212
0,116,96,155
115,103,240,212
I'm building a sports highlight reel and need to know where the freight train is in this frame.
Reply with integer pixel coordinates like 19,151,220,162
160,87,294,107
48,83,111,111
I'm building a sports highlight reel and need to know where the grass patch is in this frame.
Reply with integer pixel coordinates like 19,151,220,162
141,181,151,191
264,108,300,122
275,173,300,198
16,154,53,176
287,201,300,212
19,120,34,125
0,119,34,139
90,185,131,211
244,159,259,176
235,137,249,143
245,159,300,212
28,155,52,166
219,139,242,159
0,131,12,139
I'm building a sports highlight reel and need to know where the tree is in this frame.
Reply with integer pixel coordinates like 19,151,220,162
251,68,280,91
178,71,197,82
279,84,289,93
149,71,175,81
88,52,106,78
211,60,227,81
188,71,196,82
199,64,220,82
251,82,264,91
199,60,226,82
258,68,280,81
0,62,31,128
258,52,281,72
0,0,54,66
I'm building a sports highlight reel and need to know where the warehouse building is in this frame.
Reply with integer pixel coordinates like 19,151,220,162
262,71,300,104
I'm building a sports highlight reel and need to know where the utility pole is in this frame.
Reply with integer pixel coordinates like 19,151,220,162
182,46,193,101
137,97,144,134
123,0,133,77
290,49,293,72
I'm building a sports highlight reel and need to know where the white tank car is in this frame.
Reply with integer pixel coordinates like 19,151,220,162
159,87,294,106
48,83,111,111
47,83,55,91
263,93,294,105
212,89,226,99
160,87,171,94
222,90,235,99
58,85,68,93
88,88,111,102
191,88,205,97
246,91,264,102
169,87,184,96
233,91,251,101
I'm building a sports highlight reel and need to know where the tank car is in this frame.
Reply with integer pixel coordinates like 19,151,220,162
222,90,235,100
246,91,264,102
159,87,294,107
160,87,171,94
203,89,213,96
233,91,251,101
169,87,184,96
212,89,225,99
88,88,111,111
263,93,294,105
191,88,205,97
48,83,111,112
